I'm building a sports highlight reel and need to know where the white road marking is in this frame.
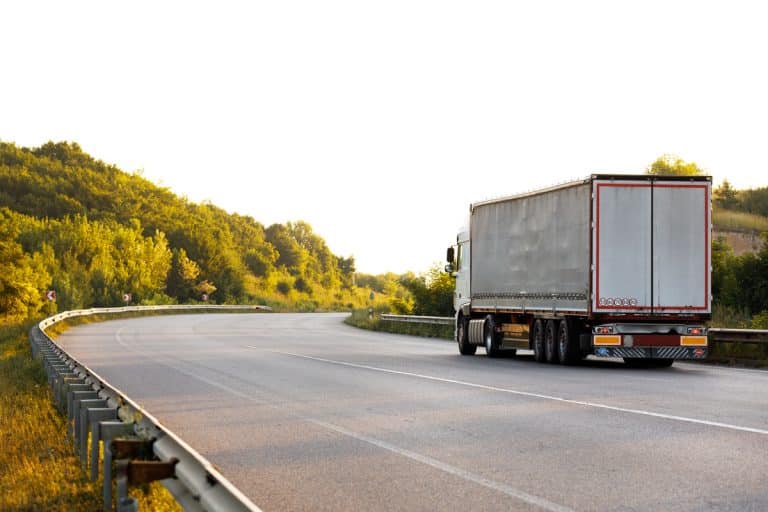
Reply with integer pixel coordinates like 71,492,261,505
112,330,574,511
267,349,768,437
308,418,576,512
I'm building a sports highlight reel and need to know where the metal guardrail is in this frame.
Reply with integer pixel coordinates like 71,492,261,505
379,314,454,326
709,328,768,345
29,305,269,512
379,316,768,347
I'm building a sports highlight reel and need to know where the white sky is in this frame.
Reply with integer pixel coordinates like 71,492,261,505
2,1,767,274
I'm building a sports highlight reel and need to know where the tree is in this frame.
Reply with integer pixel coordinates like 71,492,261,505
265,224,308,274
337,256,356,288
646,154,705,176
714,180,740,210
399,264,454,316
711,237,739,306
0,239,51,324
167,248,201,301
0,141,375,314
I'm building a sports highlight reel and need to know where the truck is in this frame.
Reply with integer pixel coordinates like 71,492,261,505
445,174,711,367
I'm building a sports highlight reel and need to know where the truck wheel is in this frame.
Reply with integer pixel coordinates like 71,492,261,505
456,316,476,356
532,319,545,363
484,315,501,358
531,319,546,363
557,319,579,365
545,320,559,364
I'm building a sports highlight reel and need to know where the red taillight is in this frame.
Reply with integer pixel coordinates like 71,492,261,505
687,327,704,335
596,326,613,334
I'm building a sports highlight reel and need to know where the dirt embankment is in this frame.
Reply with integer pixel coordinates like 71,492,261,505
714,229,765,256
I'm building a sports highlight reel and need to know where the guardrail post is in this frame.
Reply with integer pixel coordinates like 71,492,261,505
111,439,159,512
77,399,109,467
70,390,99,443
101,424,136,512
90,409,119,481
47,363,72,392
59,377,87,415
115,458,179,512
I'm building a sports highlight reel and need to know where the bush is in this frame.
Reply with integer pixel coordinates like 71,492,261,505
752,311,768,329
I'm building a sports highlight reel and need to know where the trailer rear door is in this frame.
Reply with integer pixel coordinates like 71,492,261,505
592,178,710,314
651,182,711,313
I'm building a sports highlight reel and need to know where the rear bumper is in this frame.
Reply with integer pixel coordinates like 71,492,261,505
592,346,708,359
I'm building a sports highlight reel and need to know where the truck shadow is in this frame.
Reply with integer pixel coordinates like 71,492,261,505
490,350,699,372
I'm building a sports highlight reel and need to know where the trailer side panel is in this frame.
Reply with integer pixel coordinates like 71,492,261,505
471,182,591,313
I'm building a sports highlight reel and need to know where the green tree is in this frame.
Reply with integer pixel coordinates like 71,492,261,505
714,180,740,210
739,187,768,218
399,264,454,316
711,236,739,306
646,154,705,176
0,239,51,324
266,224,308,274
0,141,376,314
167,248,201,301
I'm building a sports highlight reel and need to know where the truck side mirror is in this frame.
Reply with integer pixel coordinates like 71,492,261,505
446,247,455,263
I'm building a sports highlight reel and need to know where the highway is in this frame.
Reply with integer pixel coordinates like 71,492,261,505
57,313,768,512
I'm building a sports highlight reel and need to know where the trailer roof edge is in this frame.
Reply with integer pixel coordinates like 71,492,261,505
470,174,712,210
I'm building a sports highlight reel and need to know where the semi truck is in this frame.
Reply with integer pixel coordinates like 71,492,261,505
445,174,711,367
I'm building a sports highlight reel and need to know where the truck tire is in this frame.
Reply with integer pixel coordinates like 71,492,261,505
484,315,501,358
456,315,476,356
545,320,559,364
557,319,580,365
532,319,545,363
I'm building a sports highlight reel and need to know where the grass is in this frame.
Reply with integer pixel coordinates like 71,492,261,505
344,309,454,339
0,321,181,511
710,303,753,329
712,207,768,233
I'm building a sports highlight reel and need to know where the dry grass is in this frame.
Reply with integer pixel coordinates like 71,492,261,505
713,208,768,233
0,321,180,511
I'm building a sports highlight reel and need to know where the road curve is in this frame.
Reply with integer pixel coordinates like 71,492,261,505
58,313,768,512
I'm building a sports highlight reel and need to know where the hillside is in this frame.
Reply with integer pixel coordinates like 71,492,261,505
0,141,370,323
712,182,768,256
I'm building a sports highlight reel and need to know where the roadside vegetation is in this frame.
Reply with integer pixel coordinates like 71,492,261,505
344,308,453,339
0,141,377,318
713,208,768,233
0,321,180,511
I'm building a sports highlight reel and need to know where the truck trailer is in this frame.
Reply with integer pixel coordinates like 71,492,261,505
445,174,711,366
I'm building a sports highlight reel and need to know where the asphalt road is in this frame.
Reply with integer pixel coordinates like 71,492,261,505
58,313,768,512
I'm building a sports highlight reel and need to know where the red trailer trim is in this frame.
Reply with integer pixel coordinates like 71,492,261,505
594,182,710,313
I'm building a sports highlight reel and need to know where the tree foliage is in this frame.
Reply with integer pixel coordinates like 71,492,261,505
397,265,454,316
714,180,768,218
711,232,768,319
0,141,377,321
645,154,705,176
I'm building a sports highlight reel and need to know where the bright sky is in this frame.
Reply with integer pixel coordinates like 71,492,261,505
2,1,767,274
